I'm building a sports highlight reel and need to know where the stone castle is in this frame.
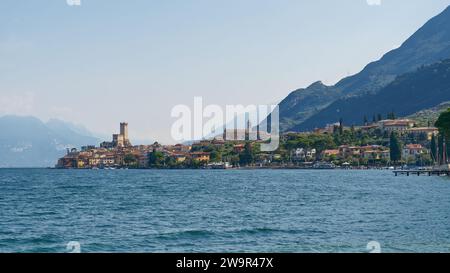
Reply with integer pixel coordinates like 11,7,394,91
101,122,132,148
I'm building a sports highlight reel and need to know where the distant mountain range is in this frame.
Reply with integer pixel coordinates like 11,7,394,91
279,5,450,132
0,116,99,167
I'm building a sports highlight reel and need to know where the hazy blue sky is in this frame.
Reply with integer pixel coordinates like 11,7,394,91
1,0,450,143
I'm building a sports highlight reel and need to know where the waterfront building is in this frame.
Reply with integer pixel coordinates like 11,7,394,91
100,156,115,166
402,144,425,161
190,152,211,162
172,152,188,163
339,145,362,158
88,157,101,167
292,148,316,161
138,153,149,168
322,149,340,157
362,149,390,160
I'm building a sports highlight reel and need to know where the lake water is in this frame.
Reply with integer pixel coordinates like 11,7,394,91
0,169,450,253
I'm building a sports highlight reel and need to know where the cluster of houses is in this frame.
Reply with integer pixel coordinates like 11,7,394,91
56,123,212,169
321,144,427,162
292,143,428,163
313,119,438,163
56,121,276,169
56,142,214,169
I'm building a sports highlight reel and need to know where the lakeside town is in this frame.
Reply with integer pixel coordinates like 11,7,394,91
56,113,449,170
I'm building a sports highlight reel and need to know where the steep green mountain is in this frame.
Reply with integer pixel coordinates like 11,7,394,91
0,116,99,167
280,5,450,132
278,81,338,131
291,59,450,131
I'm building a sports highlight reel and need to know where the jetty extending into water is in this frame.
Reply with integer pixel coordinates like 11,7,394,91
394,170,450,176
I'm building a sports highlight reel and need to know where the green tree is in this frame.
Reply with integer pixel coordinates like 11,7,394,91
239,142,255,166
124,153,138,167
311,134,336,153
435,108,450,139
164,156,177,168
209,150,222,162
148,151,165,167
390,132,402,163
230,155,240,167
435,109,450,164
187,158,202,169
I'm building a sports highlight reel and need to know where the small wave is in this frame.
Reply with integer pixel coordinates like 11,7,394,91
229,227,326,235
156,229,216,239
234,227,282,234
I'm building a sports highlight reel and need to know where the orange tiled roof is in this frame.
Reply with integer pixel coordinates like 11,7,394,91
405,144,423,149
323,149,339,155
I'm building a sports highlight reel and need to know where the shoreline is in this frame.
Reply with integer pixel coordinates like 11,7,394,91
0,167,411,171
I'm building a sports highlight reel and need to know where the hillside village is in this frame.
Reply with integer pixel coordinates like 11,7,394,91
56,115,441,169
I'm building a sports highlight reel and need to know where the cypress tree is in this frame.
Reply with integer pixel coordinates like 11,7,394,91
435,109,450,164
390,132,402,163
239,142,254,166
438,134,444,165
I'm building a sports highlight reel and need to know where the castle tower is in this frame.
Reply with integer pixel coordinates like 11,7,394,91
120,122,129,142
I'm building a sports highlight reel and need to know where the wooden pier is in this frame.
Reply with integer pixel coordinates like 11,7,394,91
393,170,450,176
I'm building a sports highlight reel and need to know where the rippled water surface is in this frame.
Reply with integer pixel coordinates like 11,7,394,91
1,169,450,253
